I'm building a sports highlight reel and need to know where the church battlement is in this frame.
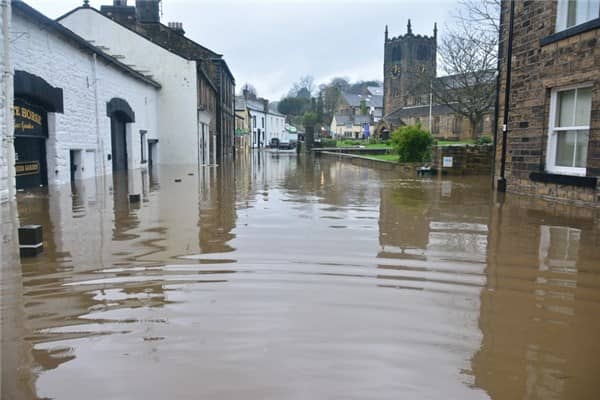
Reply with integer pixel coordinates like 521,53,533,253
385,20,437,43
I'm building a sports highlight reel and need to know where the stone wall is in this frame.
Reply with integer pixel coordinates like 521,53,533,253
0,0,13,203
318,151,420,177
432,145,493,176
495,0,600,207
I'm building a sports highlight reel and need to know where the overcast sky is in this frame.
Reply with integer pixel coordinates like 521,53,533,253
26,0,457,100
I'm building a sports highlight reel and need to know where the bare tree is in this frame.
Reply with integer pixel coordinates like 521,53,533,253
421,0,500,138
239,83,257,99
289,75,315,98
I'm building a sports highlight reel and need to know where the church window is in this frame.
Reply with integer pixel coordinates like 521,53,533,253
417,45,430,61
392,46,402,61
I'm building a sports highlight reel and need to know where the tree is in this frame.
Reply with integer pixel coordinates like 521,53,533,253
278,96,310,116
420,0,500,139
239,83,257,99
288,75,315,98
391,124,434,163
302,112,319,130
321,85,342,120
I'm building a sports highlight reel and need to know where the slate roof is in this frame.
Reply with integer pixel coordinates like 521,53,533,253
341,92,383,109
333,114,373,127
14,1,161,88
367,86,383,96
234,96,247,111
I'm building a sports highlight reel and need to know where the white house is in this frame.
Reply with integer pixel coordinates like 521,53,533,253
58,3,202,166
266,107,287,146
9,1,160,190
330,114,374,140
242,97,286,148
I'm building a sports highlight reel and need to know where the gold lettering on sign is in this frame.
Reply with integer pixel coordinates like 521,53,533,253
14,105,42,126
15,161,40,176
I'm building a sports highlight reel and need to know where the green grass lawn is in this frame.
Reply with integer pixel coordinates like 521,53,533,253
335,139,479,148
436,139,476,146
335,140,392,149
363,154,400,162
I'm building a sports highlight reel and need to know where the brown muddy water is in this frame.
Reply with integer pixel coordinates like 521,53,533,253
1,152,600,400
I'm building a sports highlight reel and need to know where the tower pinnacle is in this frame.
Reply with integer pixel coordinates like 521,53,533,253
407,19,412,35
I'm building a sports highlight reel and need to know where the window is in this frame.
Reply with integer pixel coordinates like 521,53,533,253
432,116,440,134
547,85,592,175
453,116,463,135
140,130,147,163
556,0,600,31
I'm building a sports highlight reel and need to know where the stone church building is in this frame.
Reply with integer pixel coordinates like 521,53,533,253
380,21,494,140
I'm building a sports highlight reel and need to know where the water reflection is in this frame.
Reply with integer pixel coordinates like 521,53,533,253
1,153,599,400
473,197,600,400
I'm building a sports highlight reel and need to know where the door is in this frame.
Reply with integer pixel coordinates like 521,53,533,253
14,137,47,189
111,116,128,171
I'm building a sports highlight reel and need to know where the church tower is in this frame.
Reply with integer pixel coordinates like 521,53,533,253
383,20,437,117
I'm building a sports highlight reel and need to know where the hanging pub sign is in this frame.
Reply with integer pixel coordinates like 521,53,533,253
13,98,47,138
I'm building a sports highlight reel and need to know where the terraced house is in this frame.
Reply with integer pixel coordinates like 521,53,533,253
495,0,600,206
59,0,235,164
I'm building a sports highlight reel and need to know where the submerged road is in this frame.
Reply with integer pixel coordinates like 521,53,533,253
2,152,600,399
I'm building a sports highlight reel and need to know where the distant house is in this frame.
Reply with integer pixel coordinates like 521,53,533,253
331,114,374,140
235,95,286,148
337,90,384,123
494,0,600,207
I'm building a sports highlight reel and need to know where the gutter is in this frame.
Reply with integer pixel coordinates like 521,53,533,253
498,0,515,192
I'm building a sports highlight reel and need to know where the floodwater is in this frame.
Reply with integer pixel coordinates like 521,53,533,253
2,152,600,400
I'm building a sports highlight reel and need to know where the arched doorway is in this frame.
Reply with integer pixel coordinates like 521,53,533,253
13,71,64,190
107,98,135,172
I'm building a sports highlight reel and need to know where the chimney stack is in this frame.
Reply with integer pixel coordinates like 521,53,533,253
136,0,160,23
168,22,185,35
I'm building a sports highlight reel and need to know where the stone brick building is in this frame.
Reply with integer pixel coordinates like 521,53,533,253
495,0,600,207
382,21,494,140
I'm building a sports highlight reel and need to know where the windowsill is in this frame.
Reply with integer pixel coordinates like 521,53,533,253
530,172,597,188
540,18,600,46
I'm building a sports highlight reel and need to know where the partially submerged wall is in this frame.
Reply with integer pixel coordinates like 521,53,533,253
432,145,493,176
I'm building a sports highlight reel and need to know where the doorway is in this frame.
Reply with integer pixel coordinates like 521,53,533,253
70,149,83,181
110,115,128,171
14,136,47,189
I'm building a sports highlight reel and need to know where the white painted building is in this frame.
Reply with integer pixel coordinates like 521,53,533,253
243,98,286,148
9,1,160,190
266,109,287,145
0,0,14,203
59,4,203,166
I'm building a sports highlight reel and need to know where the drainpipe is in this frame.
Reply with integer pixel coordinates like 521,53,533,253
91,53,105,180
497,0,515,193
492,0,506,190
2,0,15,201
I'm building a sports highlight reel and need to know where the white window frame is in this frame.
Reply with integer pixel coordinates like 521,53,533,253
556,0,600,31
546,83,592,176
